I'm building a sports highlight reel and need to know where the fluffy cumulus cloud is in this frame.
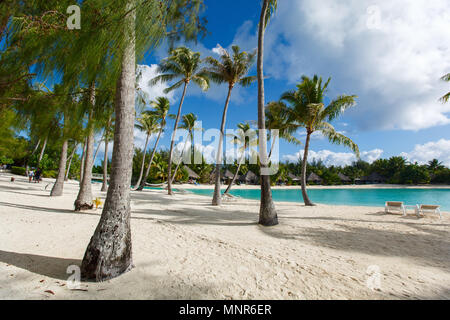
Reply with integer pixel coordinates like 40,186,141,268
401,139,450,166
136,64,175,104
232,0,450,131
283,148,383,166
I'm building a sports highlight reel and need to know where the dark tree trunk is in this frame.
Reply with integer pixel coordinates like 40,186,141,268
257,0,278,226
81,2,135,281
101,135,109,192
74,84,96,211
136,124,163,191
301,132,315,206
50,139,68,196
212,86,233,205
65,143,78,181
134,133,149,189
167,82,188,195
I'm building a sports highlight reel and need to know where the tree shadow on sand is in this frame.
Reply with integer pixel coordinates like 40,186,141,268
0,250,81,280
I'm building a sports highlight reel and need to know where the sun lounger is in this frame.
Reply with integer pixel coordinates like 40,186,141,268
385,201,406,216
417,204,441,219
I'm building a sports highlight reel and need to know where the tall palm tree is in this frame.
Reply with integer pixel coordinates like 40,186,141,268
257,0,278,226
150,47,209,195
205,45,256,206
440,73,450,103
427,159,444,172
281,75,359,206
171,113,201,183
134,112,160,189
223,122,256,195
136,96,170,191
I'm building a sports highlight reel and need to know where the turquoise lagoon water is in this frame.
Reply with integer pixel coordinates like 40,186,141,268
186,188,450,211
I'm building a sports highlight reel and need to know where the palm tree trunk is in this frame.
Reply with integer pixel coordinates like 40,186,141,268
32,139,41,155
257,0,278,226
50,139,68,196
81,2,135,281
134,133,150,189
26,138,41,175
224,152,244,195
301,132,314,206
65,143,78,181
92,135,103,165
212,86,233,205
170,136,189,184
37,136,48,166
101,136,109,192
167,81,188,195
136,124,163,191
74,84,96,211
79,137,87,183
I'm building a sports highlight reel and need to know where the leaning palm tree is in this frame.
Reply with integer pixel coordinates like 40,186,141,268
136,96,170,191
205,45,256,206
171,113,201,183
134,112,160,189
440,73,450,103
281,75,360,206
257,0,279,226
150,47,209,195
223,122,257,195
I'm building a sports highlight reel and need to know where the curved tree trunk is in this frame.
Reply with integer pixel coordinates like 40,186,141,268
74,85,96,211
92,136,103,165
79,138,87,184
50,139,68,196
65,143,78,181
212,86,233,205
167,82,188,195
37,136,48,166
224,152,245,195
257,0,278,226
81,2,135,281
301,132,314,206
101,136,109,192
26,138,41,175
134,133,149,189
170,135,189,184
136,125,163,191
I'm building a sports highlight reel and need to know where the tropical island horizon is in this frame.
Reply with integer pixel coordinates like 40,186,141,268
1,0,449,302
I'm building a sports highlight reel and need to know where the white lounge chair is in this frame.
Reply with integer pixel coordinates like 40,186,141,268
385,201,406,216
417,204,441,219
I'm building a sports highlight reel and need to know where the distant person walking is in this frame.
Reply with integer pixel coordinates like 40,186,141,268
34,168,42,183
28,169,34,183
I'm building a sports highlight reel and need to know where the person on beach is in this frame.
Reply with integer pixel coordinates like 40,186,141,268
34,168,41,183
28,169,34,183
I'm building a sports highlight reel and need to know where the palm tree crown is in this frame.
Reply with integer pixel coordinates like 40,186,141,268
205,45,256,88
281,75,359,155
440,73,450,103
151,46,210,92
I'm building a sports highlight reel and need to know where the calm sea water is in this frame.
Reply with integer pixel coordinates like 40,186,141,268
186,188,450,211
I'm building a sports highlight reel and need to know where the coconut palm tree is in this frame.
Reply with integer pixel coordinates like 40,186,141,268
136,96,170,191
150,47,209,195
204,45,256,206
134,112,160,189
171,113,201,183
223,122,257,195
440,73,450,103
427,159,444,173
281,75,359,206
257,0,279,226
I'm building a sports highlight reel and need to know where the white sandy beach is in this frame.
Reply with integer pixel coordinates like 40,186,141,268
0,173,449,300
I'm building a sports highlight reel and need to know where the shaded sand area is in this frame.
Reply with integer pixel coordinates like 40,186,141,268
0,174,449,299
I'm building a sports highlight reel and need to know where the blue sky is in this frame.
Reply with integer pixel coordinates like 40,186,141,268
117,1,450,167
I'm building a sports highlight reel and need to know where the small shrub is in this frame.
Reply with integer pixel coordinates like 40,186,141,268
11,166,27,176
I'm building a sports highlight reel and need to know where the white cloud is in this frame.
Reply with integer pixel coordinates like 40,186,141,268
232,0,450,131
136,64,175,105
282,148,383,166
401,139,450,166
